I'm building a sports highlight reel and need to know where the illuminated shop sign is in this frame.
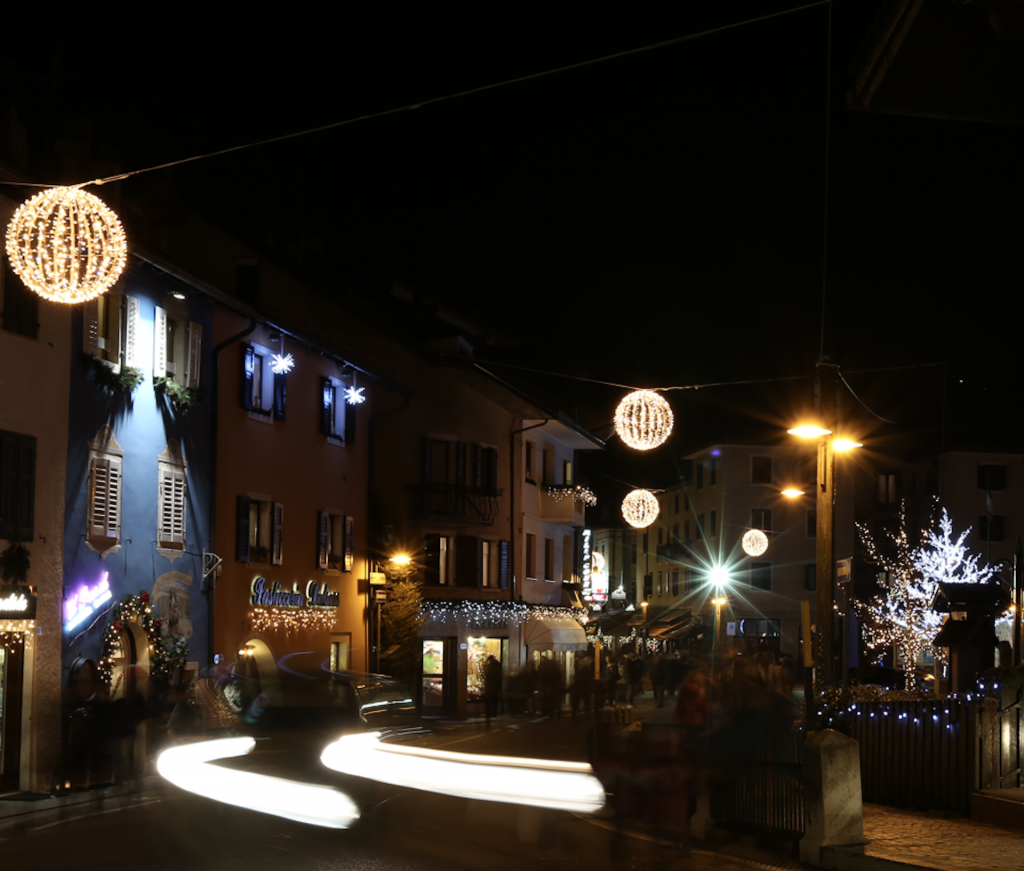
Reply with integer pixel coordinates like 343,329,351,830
65,572,113,631
250,578,340,609
589,550,608,603
0,586,36,618
581,530,593,600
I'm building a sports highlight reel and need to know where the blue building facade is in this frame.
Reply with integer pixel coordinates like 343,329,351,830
62,257,213,742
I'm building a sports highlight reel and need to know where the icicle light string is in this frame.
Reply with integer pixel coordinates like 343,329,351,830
0,2,830,194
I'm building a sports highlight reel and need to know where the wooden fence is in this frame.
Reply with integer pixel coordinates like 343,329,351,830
846,698,978,814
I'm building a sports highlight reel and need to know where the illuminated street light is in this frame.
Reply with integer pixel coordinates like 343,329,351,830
787,425,832,438
832,439,863,452
780,488,805,498
708,566,729,589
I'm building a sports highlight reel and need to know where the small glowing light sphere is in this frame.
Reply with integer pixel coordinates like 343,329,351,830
614,390,674,451
5,186,127,304
709,566,730,588
833,439,863,452
621,489,659,529
741,528,769,557
787,425,832,439
345,386,366,405
270,353,295,375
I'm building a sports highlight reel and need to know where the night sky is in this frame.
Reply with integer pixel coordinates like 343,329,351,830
4,2,1022,483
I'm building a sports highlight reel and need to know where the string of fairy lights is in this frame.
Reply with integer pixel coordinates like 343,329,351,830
0,620,35,652
418,600,589,626
249,606,339,635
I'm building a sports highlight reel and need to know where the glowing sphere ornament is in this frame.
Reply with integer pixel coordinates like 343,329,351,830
621,489,659,529
5,187,127,304
741,528,769,557
614,390,674,451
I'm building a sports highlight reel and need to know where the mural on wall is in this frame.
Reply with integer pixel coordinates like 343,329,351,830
152,570,194,639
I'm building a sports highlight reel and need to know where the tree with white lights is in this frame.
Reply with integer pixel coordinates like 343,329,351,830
855,500,944,691
915,508,995,587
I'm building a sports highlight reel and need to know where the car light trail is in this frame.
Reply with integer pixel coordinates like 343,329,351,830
320,732,606,813
157,737,360,829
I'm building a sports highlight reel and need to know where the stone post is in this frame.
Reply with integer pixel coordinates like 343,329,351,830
800,730,865,866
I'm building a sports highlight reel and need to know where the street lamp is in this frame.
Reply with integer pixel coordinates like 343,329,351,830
709,566,729,668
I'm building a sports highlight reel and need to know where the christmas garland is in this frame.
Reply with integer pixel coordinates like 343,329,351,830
98,591,189,687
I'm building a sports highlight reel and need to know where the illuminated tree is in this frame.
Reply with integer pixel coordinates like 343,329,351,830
915,508,995,587
855,500,943,691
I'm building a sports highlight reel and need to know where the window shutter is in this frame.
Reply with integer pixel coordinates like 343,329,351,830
317,510,329,569
240,344,255,410
273,372,287,421
153,306,168,377
485,448,498,490
473,444,483,488
185,321,202,388
87,456,119,541
423,534,441,584
455,441,466,514
498,540,510,590
320,378,333,436
271,502,284,565
476,538,484,589
421,436,432,513
124,295,141,368
343,516,354,572
455,535,478,587
343,397,356,444
160,468,186,547
83,298,100,357
14,433,35,540
236,496,251,562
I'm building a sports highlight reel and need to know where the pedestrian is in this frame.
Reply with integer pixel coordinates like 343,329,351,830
628,652,643,702
483,654,502,727
538,655,564,718
650,653,667,707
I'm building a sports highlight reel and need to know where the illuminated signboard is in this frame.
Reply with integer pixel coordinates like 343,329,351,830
0,586,36,619
250,578,340,609
65,573,113,631
580,530,593,601
589,550,608,603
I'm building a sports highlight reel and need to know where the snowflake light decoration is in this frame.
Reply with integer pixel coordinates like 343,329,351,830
270,353,295,374
344,386,366,405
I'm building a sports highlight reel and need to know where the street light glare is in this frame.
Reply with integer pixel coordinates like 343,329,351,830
832,439,863,452
788,425,832,438
390,555,412,565
781,488,805,498
709,566,729,588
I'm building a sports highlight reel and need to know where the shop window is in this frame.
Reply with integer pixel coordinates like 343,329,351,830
236,494,283,565
2,262,38,339
240,343,285,421
320,375,354,443
422,639,445,709
154,296,201,388
466,637,503,702
751,455,773,485
84,425,121,557
156,441,188,560
318,511,352,572
0,429,36,542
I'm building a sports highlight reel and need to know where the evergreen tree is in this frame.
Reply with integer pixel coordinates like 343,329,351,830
380,569,425,690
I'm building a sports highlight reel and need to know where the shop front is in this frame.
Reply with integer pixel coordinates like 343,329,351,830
0,586,36,792
523,613,589,704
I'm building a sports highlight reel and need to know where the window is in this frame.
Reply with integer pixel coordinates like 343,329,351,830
696,513,705,538
236,495,282,565
672,522,679,542
0,429,36,542
656,571,662,597
317,511,352,572
751,455,773,485
157,440,188,561
424,534,454,584
807,510,817,538
751,508,772,532
805,563,816,590
525,442,535,483
684,568,698,592
562,534,573,582
978,465,1007,491
658,527,664,546
320,376,355,442
2,263,38,339
696,462,704,490
878,473,898,504
741,617,781,638
330,635,351,672
563,459,573,486
544,538,555,581
979,515,1005,542
482,540,492,587
710,510,717,538
709,457,718,486
750,562,772,591
525,533,536,579
85,425,121,556
684,520,690,543
642,532,648,555
83,288,142,371
672,570,679,596
154,296,201,388
240,343,286,420
674,493,680,514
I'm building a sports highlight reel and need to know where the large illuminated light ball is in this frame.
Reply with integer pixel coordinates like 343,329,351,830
741,528,769,557
614,390,674,451
621,489,659,529
5,187,127,304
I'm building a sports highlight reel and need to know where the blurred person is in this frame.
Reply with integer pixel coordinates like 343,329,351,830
483,654,502,727
628,652,644,702
672,665,711,729
649,652,667,707
538,655,564,718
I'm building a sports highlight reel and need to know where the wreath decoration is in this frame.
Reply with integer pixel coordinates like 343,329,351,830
98,590,188,686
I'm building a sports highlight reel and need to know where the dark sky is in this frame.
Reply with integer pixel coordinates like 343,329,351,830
5,1,1022,473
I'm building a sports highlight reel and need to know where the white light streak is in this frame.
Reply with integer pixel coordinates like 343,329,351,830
157,737,359,829
320,732,605,813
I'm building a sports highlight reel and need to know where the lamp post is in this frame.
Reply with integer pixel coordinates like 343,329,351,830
709,566,729,670
787,425,860,712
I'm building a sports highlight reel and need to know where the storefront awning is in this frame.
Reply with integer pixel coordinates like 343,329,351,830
523,616,588,652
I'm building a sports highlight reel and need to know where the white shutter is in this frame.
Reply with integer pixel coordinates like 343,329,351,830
83,298,100,357
124,295,141,368
159,467,186,547
185,321,202,388
87,457,121,541
153,305,168,377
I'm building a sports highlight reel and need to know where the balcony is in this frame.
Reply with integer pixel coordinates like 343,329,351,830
407,484,503,526
656,540,693,562
537,485,586,525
